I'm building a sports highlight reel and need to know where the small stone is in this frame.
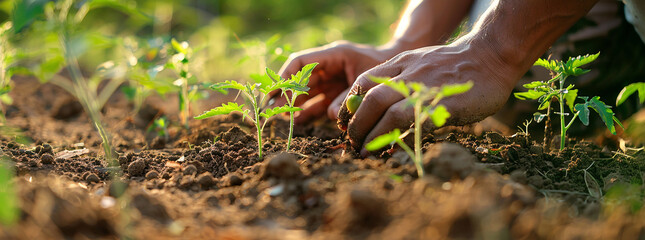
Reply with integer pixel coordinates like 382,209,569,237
197,172,215,187
145,170,159,180
227,173,243,186
128,159,146,177
485,132,508,144
86,173,100,183
183,164,197,176
40,153,55,165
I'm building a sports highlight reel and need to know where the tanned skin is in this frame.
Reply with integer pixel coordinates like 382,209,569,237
276,0,599,156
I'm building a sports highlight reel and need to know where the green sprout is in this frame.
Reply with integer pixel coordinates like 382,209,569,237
514,53,622,151
147,116,169,139
365,77,473,177
195,66,313,159
266,62,318,151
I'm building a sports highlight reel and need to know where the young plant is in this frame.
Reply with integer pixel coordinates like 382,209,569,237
266,62,318,151
168,39,197,129
147,116,169,140
365,77,473,177
195,67,310,159
514,53,622,151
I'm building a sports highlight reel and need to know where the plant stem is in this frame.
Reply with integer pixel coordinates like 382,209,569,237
287,112,294,151
59,33,117,171
413,100,425,177
558,76,566,151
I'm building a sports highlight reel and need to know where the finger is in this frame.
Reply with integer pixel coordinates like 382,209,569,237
294,94,327,124
327,88,350,120
348,63,403,95
360,100,415,156
347,82,406,150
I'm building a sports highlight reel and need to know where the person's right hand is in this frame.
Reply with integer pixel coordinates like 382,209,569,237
273,40,399,124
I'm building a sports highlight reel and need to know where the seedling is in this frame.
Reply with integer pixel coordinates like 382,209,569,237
365,76,473,177
266,62,318,151
195,66,311,159
515,53,622,151
147,116,169,139
168,39,197,129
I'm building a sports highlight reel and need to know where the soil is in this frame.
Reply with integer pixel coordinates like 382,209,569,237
0,77,644,239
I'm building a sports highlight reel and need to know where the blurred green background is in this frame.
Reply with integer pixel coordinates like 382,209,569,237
0,0,404,81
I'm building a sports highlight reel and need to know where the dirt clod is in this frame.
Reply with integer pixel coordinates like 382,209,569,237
324,188,388,233
485,132,508,144
197,172,215,188
145,170,159,180
227,173,244,186
86,173,100,183
423,143,477,181
183,164,197,176
128,159,146,177
261,152,302,180
40,153,55,165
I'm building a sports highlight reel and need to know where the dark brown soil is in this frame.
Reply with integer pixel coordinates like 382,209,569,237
0,77,644,239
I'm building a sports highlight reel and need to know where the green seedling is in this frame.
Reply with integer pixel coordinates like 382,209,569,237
195,66,311,159
168,38,197,129
266,62,318,151
0,157,18,226
515,53,622,151
147,116,169,139
616,82,645,106
365,76,473,177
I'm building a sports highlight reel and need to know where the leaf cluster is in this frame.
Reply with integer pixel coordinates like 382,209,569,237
514,52,621,135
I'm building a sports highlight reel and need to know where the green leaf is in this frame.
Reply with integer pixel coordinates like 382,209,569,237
291,62,318,85
208,80,245,94
365,128,401,151
514,90,546,100
430,105,451,127
384,80,410,97
265,68,283,82
567,52,599,69
171,38,188,54
522,81,546,89
194,102,245,119
440,81,473,97
538,92,557,110
575,103,590,126
250,73,272,87
369,75,391,84
588,96,616,134
616,82,645,106
564,89,578,112
408,82,425,93
534,58,559,72
12,0,47,33
259,105,301,119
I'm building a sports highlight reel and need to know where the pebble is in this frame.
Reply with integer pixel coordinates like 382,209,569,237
86,173,100,183
128,159,146,176
145,170,159,180
40,153,55,165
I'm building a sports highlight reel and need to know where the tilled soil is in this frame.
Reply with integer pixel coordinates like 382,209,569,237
0,77,644,239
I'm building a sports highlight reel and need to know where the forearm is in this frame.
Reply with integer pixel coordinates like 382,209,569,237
457,0,599,89
379,0,474,55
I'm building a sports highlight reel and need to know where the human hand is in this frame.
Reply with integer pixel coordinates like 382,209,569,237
340,42,523,156
272,40,399,124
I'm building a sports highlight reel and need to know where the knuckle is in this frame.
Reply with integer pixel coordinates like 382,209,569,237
362,87,390,111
